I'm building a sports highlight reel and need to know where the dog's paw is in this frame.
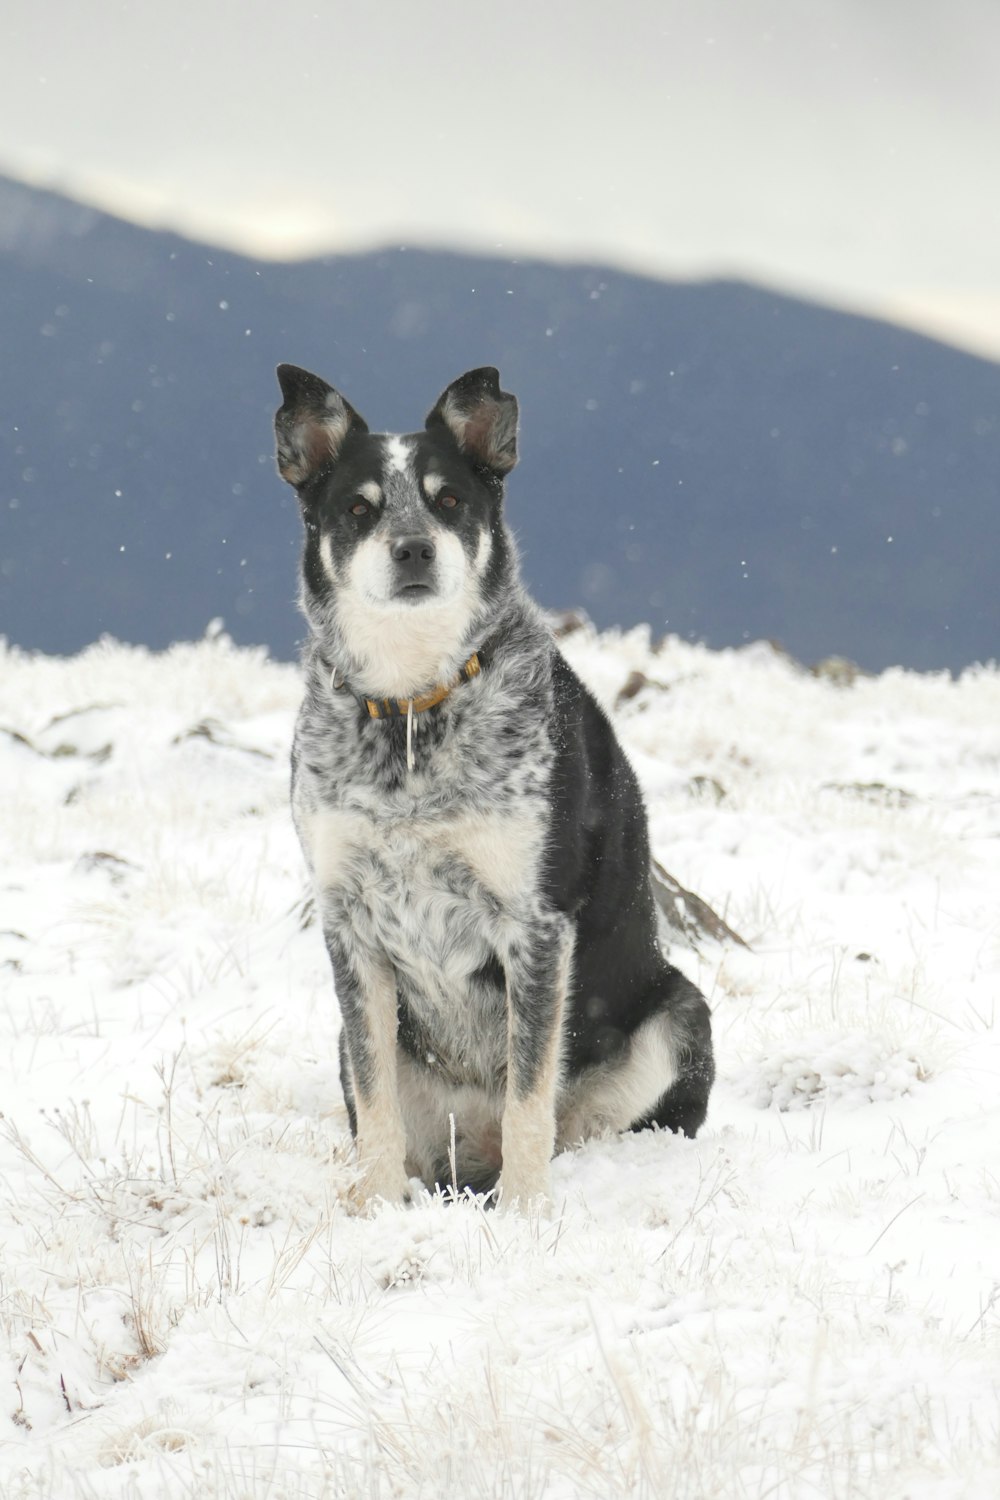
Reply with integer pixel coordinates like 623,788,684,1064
495,1170,552,1215
349,1158,413,1212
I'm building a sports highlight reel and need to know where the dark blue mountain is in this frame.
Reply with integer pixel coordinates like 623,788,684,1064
1,175,997,670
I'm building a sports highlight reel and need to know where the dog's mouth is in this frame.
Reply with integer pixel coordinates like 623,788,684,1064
392,581,437,603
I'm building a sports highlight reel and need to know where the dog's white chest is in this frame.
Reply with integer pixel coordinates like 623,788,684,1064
305,805,540,897
302,803,544,992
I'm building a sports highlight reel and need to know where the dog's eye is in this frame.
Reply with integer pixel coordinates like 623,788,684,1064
348,500,369,517
437,493,460,510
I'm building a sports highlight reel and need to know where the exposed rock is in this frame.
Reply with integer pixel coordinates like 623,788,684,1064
810,655,869,686
650,858,748,953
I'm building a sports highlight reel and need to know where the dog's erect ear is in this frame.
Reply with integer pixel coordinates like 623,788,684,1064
274,364,368,486
425,367,518,476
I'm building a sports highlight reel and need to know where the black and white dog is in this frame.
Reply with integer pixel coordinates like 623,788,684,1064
274,364,714,1209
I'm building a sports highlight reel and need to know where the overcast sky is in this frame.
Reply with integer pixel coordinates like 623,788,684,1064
4,0,1000,356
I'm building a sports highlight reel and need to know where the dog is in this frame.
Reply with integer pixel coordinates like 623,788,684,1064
274,363,714,1208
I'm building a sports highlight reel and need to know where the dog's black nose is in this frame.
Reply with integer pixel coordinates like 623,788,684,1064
390,535,437,586
391,536,436,564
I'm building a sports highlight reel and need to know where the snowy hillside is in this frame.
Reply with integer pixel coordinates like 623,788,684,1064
1,627,998,1498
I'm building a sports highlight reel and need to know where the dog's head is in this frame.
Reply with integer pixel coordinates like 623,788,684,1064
275,365,519,697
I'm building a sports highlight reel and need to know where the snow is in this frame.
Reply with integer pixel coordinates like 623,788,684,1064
1,626,998,1498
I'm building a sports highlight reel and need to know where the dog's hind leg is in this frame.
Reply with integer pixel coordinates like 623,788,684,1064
630,974,714,1138
556,971,714,1147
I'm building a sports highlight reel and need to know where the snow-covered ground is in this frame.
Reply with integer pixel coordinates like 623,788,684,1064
1,625,998,1498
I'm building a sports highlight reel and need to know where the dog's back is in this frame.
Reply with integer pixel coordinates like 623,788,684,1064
275,364,714,1206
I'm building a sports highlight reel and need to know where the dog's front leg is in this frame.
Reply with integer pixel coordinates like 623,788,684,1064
325,927,410,1209
498,918,574,1210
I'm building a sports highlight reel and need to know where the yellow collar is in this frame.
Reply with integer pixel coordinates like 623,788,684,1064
328,650,486,720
